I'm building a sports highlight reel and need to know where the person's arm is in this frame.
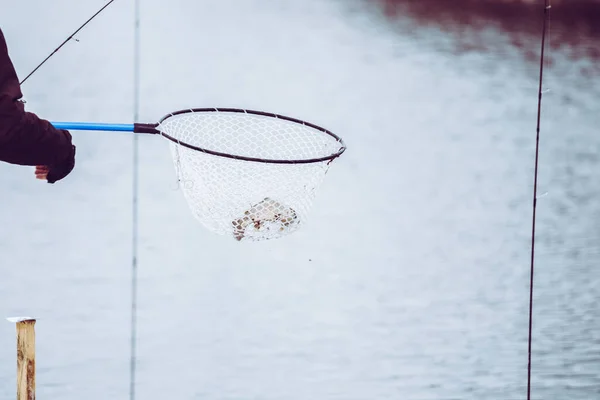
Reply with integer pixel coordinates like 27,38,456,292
0,28,75,182
0,98,74,166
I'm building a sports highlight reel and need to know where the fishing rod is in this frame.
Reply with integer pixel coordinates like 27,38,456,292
528,1,551,399
19,0,118,85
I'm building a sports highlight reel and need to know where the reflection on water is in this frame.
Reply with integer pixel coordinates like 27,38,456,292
367,0,600,64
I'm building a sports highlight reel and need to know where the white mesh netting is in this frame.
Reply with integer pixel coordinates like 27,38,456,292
158,110,344,241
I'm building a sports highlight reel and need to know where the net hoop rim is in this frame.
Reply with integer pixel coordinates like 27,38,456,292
157,107,347,165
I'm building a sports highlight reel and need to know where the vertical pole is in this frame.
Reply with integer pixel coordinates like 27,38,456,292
7,317,36,400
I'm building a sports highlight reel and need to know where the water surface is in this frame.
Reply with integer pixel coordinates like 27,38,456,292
0,1,598,399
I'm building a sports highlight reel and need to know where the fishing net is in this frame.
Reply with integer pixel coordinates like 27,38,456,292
156,109,346,242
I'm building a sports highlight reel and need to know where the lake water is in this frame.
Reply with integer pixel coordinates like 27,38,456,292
0,0,598,399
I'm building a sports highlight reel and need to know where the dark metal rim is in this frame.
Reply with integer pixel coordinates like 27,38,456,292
156,107,346,165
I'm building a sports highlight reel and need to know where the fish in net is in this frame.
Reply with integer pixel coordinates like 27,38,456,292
161,108,345,241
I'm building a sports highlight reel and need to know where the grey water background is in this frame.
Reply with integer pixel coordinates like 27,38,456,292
0,0,598,399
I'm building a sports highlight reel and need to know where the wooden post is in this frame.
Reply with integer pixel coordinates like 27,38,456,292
7,317,36,400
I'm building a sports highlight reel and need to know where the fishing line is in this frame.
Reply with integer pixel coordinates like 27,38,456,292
130,0,141,399
19,0,118,85
527,1,551,399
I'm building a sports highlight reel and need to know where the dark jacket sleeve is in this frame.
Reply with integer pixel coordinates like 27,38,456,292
0,28,73,167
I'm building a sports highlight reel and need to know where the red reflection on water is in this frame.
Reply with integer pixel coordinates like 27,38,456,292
368,0,600,60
